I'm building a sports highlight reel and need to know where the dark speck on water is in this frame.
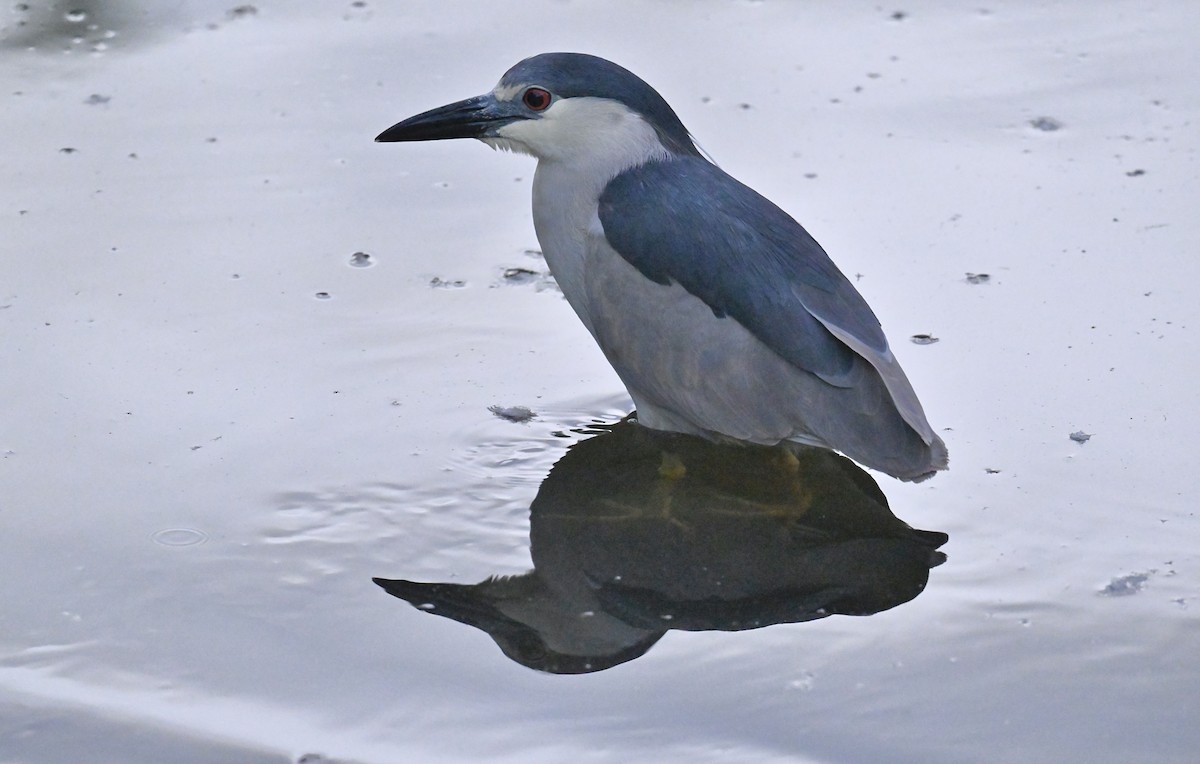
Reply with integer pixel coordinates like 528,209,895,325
910,333,939,345
1069,430,1092,443
84,94,110,105
965,272,990,284
1100,571,1152,597
1030,116,1063,132
489,405,536,424
1125,169,1146,177
314,291,331,300
429,277,466,289
349,251,373,268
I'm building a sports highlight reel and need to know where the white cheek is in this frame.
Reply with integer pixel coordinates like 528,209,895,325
483,97,671,172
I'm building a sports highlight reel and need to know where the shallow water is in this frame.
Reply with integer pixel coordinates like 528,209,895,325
3,2,1198,762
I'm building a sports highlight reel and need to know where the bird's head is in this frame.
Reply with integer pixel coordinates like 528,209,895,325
376,52,701,164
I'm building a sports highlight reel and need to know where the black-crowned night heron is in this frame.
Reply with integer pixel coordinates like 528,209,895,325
377,52,948,481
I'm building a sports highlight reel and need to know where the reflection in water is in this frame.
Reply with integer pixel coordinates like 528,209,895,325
376,421,947,674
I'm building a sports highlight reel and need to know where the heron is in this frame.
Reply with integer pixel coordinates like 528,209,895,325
376,53,947,481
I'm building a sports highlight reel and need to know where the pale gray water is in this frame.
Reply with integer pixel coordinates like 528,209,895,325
2,2,1198,762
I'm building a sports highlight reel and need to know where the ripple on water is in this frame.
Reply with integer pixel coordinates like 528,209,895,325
151,528,209,547
254,399,632,578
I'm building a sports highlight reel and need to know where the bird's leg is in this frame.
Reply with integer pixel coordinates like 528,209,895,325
651,451,695,533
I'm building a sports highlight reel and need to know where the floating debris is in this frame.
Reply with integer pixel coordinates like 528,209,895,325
965,272,991,284
59,147,78,154
1125,168,1146,177
84,94,111,105
227,5,258,19
985,468,1001,474
502,266,539,285
429,276,466,289
489,405,536,424
1069,430,1092,444
348,251,373,268
1029,116,1062,132
910,333,939,345
314,291,331,300
1100,571,1152,597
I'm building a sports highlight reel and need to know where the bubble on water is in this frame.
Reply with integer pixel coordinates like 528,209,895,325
348,251,373,268
152,528,208,547
788,672,816,691
64,9,87,23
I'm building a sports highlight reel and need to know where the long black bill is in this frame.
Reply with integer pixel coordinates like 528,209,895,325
373,577,521,632
375,94,516,143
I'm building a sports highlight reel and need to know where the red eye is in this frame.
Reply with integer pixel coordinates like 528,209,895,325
522,87,552,111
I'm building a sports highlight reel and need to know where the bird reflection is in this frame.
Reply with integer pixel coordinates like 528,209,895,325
375,420,947,674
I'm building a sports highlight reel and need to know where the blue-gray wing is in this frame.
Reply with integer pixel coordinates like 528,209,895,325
599,157,887,380
597,157,934,442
